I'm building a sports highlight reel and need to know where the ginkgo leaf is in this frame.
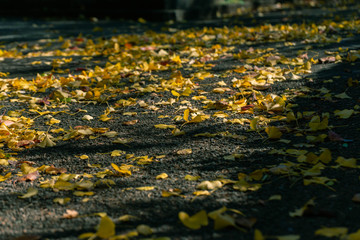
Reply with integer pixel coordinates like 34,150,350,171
185,175,201,181
265,126,282,139
318,148,332,164
18,187,38,199
154,124,177,129
213,213,236,230
136,224,153,236
289,198,315,217
82,115,94,121
193,190,210,196
136,186,155,191
183,109,190,122
254,229,265,240
37,134,56,148
118,215,139,222
179,210,208,230
334,92,351,99
172,128,185,136
348,229,360,240
96,215,115,239
334,109,354,119
177,149,192,155
196,180,222,190
315,227,348,237
53,197,71,205
111,150,125,157
111,163,131,176
335,156,357,168
156,173,168,180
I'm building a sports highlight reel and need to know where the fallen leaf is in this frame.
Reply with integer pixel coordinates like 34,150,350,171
179,210,208,230
53,197,71,205
18,187,38,199
136,186,155,191
96,215,115,239
315,227,348,237
122,119,138,126
37,134,56,148
265,126,283,139
62,209,79,219
82,115,94,121
154,124,177,129
334,109,354,119
196,180,222,190
185,175,201,181
177,149,192,155
136,224,153,236
156,173,168,180
254,229,265,240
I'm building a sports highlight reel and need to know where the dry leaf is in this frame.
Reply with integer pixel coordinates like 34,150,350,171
177,149,192,155
62,209,79,219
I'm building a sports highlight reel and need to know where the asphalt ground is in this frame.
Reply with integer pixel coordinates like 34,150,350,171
0,3,360,240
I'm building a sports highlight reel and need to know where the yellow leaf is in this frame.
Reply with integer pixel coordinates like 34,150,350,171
73,191,94,196
188,114,209,123
171,90,180,97
111,150,125,157
193,190,210,196
79,155,89,160
111,163,131,176
319,148,332,164
136,186,155,191
265,126,283,139
112,138,133,145
277,235,300,240
53,197,71,205
118,215,139,222
335,156,357,168
177,149,192,155
250,118,259,131
269,195,282,201
154,124,177,129
172,128,185,136
309,116,328,131
334,109,354,119
348,229,360,240
96,215,115,239
233,180,261,192
184,109,190,122
315,227,348,237
103,131,118,138
156,173,168,180
254,229,265,240
289,198,315,217
136,224,153,236
178,210,208,230
185,175,201,181
18,187,38,199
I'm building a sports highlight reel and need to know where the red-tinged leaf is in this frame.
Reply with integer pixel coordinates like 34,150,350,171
45,165,67,175
17,171,39,182
122,119,138,126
